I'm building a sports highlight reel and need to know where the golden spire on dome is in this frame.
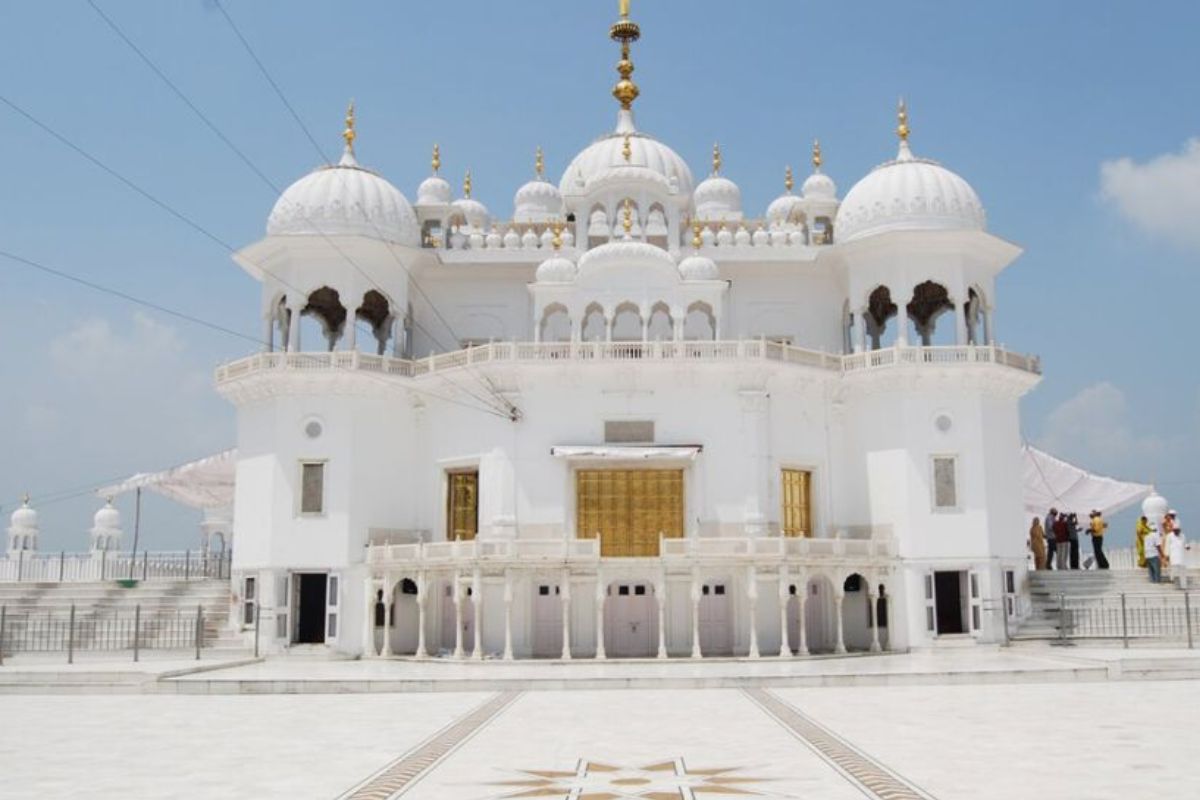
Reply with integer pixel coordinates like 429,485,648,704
535,146,545,179
896,97,910,142
550,220,564,250
342,100,356,153
431,143,441,175
812,139,823,172
712,142,722,176
463,169,472,199
692,222,703,250
622,198,633,236
610,0,641,110
784,165,794,193
622,134,632,162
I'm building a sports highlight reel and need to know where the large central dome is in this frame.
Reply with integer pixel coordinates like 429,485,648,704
559,110,694,198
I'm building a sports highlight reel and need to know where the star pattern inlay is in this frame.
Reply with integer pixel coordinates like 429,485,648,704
481,757,786,799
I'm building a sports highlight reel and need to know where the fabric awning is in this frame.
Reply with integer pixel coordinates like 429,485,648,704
95,449,237,510
1022,444,1151,518
550,445,702,461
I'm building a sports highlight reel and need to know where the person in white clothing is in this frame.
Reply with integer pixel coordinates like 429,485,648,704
1144,524,1163,584
1166,511,1187,589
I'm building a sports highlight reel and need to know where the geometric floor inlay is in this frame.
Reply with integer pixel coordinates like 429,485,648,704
743,688,938,800
480,757,785,799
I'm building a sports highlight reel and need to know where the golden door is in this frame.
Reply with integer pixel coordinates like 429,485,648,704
448,471,479,541
780,468,812,537
576,469,684,557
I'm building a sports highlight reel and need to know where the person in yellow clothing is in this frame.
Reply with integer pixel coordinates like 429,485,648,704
1135,516,1151,567
1088,510,1109,569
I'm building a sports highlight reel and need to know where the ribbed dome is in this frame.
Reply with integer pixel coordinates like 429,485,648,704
694,175,742,221
268,148,419,246
92,500,121,531
9,498,37,531
535,253,578,283
451,197,490,230
560,110,694,197
802,171,837,201
577,237,676,277
679,252,719,281
417,175,452,206
514,178,564,222
766,193,804,227
835,142,984,242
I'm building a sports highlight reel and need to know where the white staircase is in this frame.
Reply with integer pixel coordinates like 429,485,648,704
1016,570,1197,641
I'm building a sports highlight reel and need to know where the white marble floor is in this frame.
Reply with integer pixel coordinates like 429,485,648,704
2,680,1199,799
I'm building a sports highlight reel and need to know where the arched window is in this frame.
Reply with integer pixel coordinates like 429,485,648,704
683,301,716,341
865,286,897,349
301,287,347,352
646,302,673,341
582,303,607,342
357,290,392,355
611,301,643,342
906,281,954,346
539,304,572,343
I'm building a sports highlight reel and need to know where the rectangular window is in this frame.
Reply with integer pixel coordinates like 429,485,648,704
604,420,654,443
300,462,325,514
242,576,257,627
447,470,479,541
932,456,958,510
781,469,813,537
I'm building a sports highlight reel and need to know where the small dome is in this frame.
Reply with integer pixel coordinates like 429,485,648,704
1143,492,1169,523
560,110,694,197
92,499,121,531
514,180,563,222
536,253,578,283
679,252,719,281
802,171,837,201
9,497,37,531
767,193,804,227
835,141,984,243
577,237,676,277
452,197,490,231
417,175,452,206
694,175,742,221
268,148,419,246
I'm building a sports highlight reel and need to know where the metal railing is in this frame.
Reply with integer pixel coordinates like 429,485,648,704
0,603,211,664
0,550,230,583
1054,591,1197,648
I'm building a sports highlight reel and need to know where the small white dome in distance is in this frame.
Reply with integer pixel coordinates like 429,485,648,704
503,227,521,249
92,498,121,532
451,170,490,230
835,101,985,242
417,144,452,205
801,139,838,200
535,225,577,282
1143,492,1169,524
766,166,804,228
9,495,38,532
694,143,743,221
679,224,720,281
514,147,564,222
268,102,419,246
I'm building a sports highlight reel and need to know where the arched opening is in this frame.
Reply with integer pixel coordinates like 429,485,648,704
804,575,837,654
582,303,607,342
907,281,955,346
614,199,642,238
646,302,673,341
841,573,872,652
698,577,734,656
439,580,476,656
356,290,393,355
604,580,658,658
646,203,668,248
384,578,420,655
683,301,716,341
208,531,227,554
965,286,991,346
841,300,854,354
876,583,890,650
587,204,609,248
538,304,572,343
813,215,833,244
610,302,643,342
531,580,564,658
865,286,898,349
269,295,290,352
301,287,347,352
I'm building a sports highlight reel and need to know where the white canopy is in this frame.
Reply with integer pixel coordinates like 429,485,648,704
550,445,703,461
96,449,236,510
1021,444,1151,518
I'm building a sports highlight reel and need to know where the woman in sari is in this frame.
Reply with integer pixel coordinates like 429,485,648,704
1135,516,1151,568
1029,517,1047,570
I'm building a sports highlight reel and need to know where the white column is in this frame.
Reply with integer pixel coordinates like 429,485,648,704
346,309,358,352
869,590,882,653
656,575,668,659
453,576,465,659
954,302,969,345
795,583,809,656
382,575,394,657
690,570,702,659
896,303,910,346
778,568,790,657
856,309,868,352
560,571,572,660
983,308,995,345
262,315,274,353
362,576,376,658
834,591,847,654
503,569,514,661
747,566,760,659
286,302,301,352
471,569,483,661
415,574,428,658
594,571,607,660
883,587,893,652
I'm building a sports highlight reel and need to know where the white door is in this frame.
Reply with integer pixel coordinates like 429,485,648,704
699,582,733,656
924,572,937,635
605,583,655,658
532,583,562,658
325,573,340,644
967,571,983,635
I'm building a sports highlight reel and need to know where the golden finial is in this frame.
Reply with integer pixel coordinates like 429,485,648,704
812,139,823,171
692,222,703,250
622,198,633,235
610,0,641,110
463,169,472,199
342,99,356,153
712,142,722,175
622,135,632,163
551,220,564,250
896,97,910,142
431,143,441,175
535,146,545,179
784,165,794,193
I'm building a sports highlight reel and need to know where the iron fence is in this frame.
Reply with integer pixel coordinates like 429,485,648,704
1056,591,1196,648
0,603,209,664
0,550,230,583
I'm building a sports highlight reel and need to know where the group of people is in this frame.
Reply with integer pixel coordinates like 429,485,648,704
1136,510,1187,587
1028,508,1110,571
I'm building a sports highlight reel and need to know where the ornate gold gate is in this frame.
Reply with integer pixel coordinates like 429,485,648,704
576,469,684,557
447,471,479,541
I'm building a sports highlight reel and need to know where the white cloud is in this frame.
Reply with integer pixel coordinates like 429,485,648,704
1100,138,1200,251
1037,382,1167,474
49,313,183,379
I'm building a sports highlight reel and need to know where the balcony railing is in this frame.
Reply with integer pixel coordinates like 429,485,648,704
216,341,1040,384
0,551,230,583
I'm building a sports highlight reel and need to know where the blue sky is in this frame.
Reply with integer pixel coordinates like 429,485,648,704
2,0,1196,551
